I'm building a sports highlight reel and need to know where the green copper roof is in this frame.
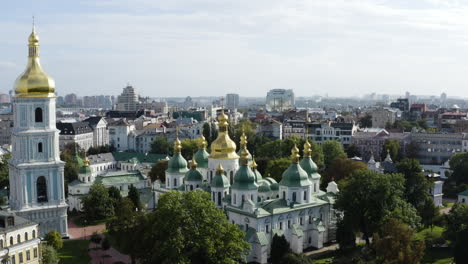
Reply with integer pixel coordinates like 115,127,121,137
79,165,91,174
194,149,209,168
211,172,230,188
459,189,468,196
270,183,279,191
185,168,203,182
279,163,311,187
113,152,167,164
264,177,278,185
73,152,84,167
253,169,263,182
258,183,271,193
300,157,317,174
166,153,189,174
231,165,258,190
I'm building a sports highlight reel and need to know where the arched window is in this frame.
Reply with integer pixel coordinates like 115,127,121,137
230,175,234,185
35,108,43,123
38,142,43,153
292,192,297,202
25,232,28,241
17,234,20,243
283,191,286,199
9,237,13,246
37,176,48,202
32,230,36,238
173,178,177,187
217,192,221,206
0,239,3,249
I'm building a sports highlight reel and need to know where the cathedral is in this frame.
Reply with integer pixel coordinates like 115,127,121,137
8,26,68,236
154,111,339,264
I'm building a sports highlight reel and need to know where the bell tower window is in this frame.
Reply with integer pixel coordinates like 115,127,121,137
38,142,43,153
36,176,48,202
35,108,43,123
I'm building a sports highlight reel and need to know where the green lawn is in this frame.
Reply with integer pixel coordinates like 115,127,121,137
72,215,113,227
415,226,445,241
58,240,91,264
422,248,453,264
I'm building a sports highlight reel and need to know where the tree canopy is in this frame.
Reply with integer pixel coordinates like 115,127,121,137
44,230,63,250
322,140,346,168
150,136,172,155
395,159,431,214
82,183,114,221
265,158,290,182
148,160,168,182
449,152,468,184
137,190,250,264
335,170,420,244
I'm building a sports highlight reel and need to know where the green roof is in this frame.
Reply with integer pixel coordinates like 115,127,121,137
166,153,189,174
245,228,269,246
299,157,321,180
95,170,146,185
264,177,277,184
270,183,279,191
79,165,91,174
73,152,84,167
459,189,468,196
113,152,167,164
185,168,203,182
253,169,263,182
194,149,209,168
211,173,230,188
231,165,258,190
258,184,271,193
279,163,311,187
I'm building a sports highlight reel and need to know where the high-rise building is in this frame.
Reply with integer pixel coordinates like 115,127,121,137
266,89,294,112
64,93,78,105
9,26,68,236
225,93,239,109
115,85,139,111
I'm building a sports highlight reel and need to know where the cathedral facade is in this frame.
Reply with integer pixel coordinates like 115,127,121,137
8,26,68,236
154,112,338,264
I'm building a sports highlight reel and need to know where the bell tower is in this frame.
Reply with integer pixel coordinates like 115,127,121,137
9,24,68,236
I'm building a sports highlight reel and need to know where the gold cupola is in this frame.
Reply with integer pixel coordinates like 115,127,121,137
209,111,239,159
14,25,56,98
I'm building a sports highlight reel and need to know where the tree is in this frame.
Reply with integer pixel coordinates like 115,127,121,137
344,144,360,158
41,245,59,264
373,218,425,264
210,122,218,143
181,139,199,160
449,152,468,184
108,186,122,210
101,237,111,251
336,217,356,251
82,183,114,221
396,159,431,214
335,170,420,244
270,234,291,264
443,203,468,242
148,160,168,182
44,230,63,249
420,197,439,228
359,114,372,128
202,122,212,145
128,185,142,210
382,139,400,162
138,190,250,264
150,136,172,155
454,228,468,264
322,140,346,168
0,153,11,189
323,157,367,186
233,120,257,150
406,141,419,159
265,158,290,182
107,198,146,264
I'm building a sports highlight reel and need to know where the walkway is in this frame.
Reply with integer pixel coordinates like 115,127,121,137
68,217,106,240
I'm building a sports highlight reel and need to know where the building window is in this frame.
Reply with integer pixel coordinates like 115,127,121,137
17,234,21,243
292,192,296,202
10,237,13,246
37,176,48,202
173,178,177,187
303,191,307,200
11,255,15,264
38,142,43,153
35,107,43,123
0,239,2,249
34,248,38,258
288,220,291,228
283,191,286,199
25,232,28,241
26,250,30,261
266,224,270,233
218,192,221,206
279,222,283,230
300,217,303,225
19,252,23,263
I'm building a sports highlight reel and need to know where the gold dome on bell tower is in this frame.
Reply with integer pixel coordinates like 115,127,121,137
14,23,56,98
209,110,239,159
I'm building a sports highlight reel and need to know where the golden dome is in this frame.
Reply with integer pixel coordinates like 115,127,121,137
14,26,56,98
209,111,239,159
303,141,312,158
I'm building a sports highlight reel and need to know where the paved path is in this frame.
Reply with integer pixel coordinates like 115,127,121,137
68,217,106,240
88,242,131,264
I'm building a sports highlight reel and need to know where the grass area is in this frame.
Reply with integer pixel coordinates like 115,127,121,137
72,215,113,227
58,240,91,264
442,202,454,209
422,247,453,264
415,226,445,241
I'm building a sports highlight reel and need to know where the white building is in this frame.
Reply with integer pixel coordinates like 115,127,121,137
0,212,41,264
9,27,68,236
115,85,140,111
266,89,295,112
83,116,109,147
371,108,397,128
458,189,468,204
305,122,358,148
226,93,239,110
108,119,136,151
154,112,337,264
56,121,94,151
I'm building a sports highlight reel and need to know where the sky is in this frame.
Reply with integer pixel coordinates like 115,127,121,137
1,0,468,98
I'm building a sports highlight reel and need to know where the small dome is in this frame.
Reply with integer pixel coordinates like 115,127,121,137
258,184,271,193
270,183,279,191
279,145,311,187
194,148,209,168
211,164,230,188
185,168,203,182
264,177,278,185
167,153,188,173
79,157,91,175
209,112,238,159
251,159,263,182
232,165,258,190
300,157,321,180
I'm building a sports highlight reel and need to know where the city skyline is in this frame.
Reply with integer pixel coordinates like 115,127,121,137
2,1,468,98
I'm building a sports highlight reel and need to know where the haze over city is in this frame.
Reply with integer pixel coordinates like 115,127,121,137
2,0,468,97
